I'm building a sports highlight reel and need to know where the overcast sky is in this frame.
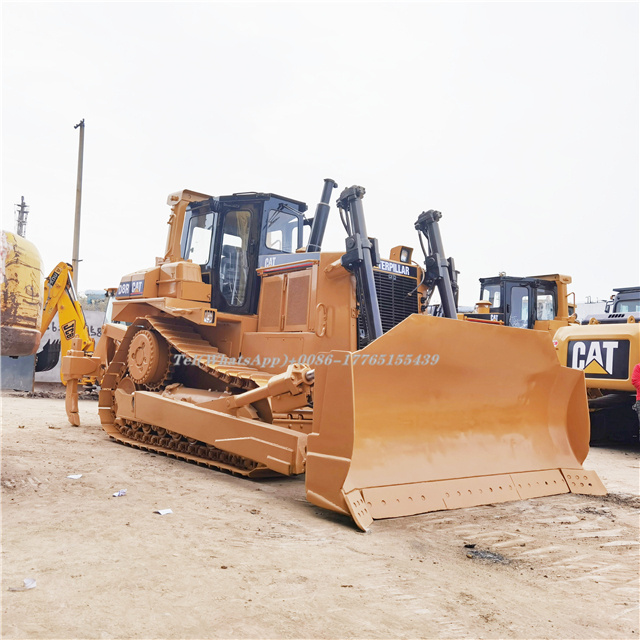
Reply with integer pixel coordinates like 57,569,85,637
2,1,638,306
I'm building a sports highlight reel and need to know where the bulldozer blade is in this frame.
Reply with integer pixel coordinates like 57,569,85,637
305,314,605,531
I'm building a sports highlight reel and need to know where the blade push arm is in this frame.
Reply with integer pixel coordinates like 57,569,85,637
414,210,459,319
337,186,383,344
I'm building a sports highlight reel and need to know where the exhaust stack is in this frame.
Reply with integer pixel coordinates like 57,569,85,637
307,178,338,252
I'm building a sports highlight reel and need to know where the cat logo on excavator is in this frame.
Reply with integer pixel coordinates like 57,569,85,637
62,180,606,531
568,339,630,379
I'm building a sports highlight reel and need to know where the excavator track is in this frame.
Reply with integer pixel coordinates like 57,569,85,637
98,316,294,478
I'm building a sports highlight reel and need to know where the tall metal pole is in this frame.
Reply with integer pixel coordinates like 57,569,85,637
71,119,85,291
15,196,29,238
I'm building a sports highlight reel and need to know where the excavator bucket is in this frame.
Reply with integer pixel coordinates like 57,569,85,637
306,314,606,531
35,339,61,372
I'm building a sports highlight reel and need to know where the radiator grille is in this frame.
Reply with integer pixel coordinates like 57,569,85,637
357,270,419,348
285,273,311,328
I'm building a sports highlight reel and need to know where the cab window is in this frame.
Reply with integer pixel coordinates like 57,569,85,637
536,291,556,320
481,284,501,309
183,212,215,265
265,209,302,253
219,210,252,307
615,298,640,313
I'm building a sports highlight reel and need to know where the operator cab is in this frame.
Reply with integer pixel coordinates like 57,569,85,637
604,286,640,314
468,276,558,329
585,286,640,324
180,192,308,315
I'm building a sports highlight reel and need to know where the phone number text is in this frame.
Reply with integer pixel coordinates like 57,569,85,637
172,353,440,368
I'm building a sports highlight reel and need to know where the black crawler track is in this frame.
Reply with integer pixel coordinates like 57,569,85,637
98,316,292,477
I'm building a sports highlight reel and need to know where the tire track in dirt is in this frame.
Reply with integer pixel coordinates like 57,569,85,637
424,495,639,598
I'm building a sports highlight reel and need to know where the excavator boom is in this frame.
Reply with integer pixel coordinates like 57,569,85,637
39,262,95,381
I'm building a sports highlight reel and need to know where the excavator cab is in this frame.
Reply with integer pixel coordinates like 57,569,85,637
179,193,308,316
601,287,640,319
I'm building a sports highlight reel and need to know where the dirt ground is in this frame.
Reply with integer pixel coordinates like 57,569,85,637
1,392,639,640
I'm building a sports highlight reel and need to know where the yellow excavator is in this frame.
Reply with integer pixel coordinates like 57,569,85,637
554,287,640,442
36,262,95,379
62,180,605,530
1,243,98,382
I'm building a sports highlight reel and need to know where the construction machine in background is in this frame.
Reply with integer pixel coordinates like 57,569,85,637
1,230,44,356
554,287,640,443
469,275,639,443
1,248,103,382
63,180,605,531
598,287,640,320
465,273,578,334
36,262,96,378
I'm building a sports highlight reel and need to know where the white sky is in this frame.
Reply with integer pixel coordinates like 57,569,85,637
2,1,638,306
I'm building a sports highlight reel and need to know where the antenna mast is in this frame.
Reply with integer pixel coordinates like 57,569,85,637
15,196,29,238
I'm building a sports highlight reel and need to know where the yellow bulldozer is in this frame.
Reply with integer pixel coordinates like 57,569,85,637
464,273,578,334
63,181,605,530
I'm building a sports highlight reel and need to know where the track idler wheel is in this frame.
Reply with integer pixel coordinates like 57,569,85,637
127,330,171,388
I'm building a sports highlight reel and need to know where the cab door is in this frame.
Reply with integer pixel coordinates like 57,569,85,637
212,207,261,315
503,283,535,329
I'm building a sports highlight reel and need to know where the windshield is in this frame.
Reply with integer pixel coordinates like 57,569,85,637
614,297,640,313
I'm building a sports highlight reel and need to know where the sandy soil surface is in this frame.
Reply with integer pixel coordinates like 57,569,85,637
2,393,639,639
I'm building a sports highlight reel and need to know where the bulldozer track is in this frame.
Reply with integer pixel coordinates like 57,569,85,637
98,315,287,477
